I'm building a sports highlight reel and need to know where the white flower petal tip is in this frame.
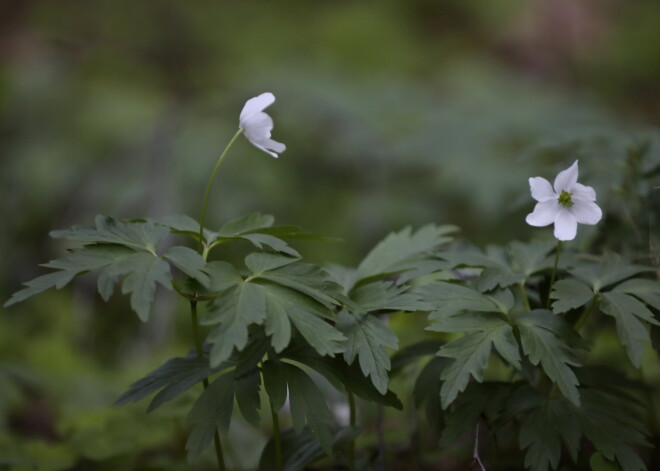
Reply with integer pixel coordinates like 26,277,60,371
238,92,285,158
525,161,602,241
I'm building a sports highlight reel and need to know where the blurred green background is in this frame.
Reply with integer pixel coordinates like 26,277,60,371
1,1,659,469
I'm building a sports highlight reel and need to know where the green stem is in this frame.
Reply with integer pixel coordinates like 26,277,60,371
190,301,226,471
347,391,357,471
546,241,563,309
574,296,598,332
270,401,283,471
198,128,244,252
518,282,531,312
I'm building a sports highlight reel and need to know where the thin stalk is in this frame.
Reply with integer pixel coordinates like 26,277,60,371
198,128,244,251
270,401,283,471
190,301,226,471
518,282,531,312
347,391,357,471
546,241,563,309
472,422,487,471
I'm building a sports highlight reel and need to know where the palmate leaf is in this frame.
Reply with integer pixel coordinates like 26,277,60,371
550,279,594,314
578,389,650,471
185,368,262,462
518,311,581,406
613,278,660,310
505,386,581,471
3,216,210,321
262,361,335,454
434,321,520,409
571,253,653,292
336,311,398,394
350,281,425,312
600,292,659,367
356,224,457,282
202,255,345,367
421,281,510,318
115,353,212,412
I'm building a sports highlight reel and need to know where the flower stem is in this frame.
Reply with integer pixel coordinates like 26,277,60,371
270,401,283,471
198,128,244,251
190,300,226,471
518,282,531,312
347,391,357,471
546,241,563,309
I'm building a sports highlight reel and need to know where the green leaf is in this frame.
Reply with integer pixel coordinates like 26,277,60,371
590,453,623,471
518,311,581,406
239,233,300,257
264,285,345,356
258,427,358,471
350,281,424,312
115,353,212,412
203,281,268,366
51,215,169,252
269,362,335,454
509,240,556,276
162,246,210,288
600,292,659,368
206,261,242,293
356,224,457,282
440,245,525,291
155,214,212,242
4,245,132,307
254,262,342,309
280,345,403,410
422,282,505,318
613,279,660,310
550,279,594,313
436,318,520,408
518,396,581,471
578,389,649,471
412,357,449,433
185,373,236,462
217,213,275,237
185,369,261,462
571,254,653,292
336,311,398,394
245,252,299,274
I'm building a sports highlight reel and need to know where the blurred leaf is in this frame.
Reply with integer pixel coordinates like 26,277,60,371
600,292,659,367
613,278,660,309
571,254,653,292
423,281,510,318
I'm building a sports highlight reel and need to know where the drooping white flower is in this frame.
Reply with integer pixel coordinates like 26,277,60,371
525,160,602,241
238,92,286,158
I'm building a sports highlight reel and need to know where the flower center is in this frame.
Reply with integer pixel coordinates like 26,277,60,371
558,190,574,207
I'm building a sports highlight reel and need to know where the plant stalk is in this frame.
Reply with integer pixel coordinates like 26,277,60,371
270,401,284,471
546,241,563,309
190,300,226,471
198,128,244,251
574,295,598,332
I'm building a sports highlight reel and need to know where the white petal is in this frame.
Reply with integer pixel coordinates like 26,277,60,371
553,160,579,193
554,210,577,241
260,138,286,154
250,142,279,158
241,112,273,139
239,92,275,123
571,182,597,201
526,200,558,227
529,177,556,202
571,200,602,225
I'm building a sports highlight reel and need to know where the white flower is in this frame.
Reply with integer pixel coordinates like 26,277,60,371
525,160,602,241
239,92,286,158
